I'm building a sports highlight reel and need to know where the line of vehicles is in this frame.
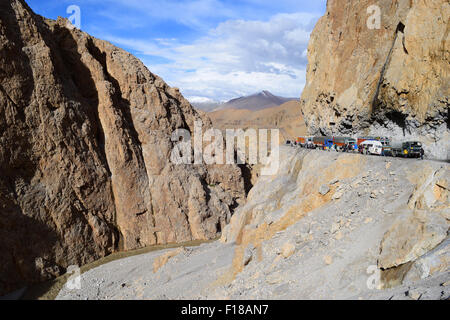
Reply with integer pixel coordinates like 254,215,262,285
288,136,425,159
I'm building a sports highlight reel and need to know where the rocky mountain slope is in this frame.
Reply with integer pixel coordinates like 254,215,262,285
300,0,449,160
209,100,308,142
57,147,449,300
0,0,245,295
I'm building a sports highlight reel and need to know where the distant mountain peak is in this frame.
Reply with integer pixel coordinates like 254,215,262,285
218,91,297,111
191,91,298,112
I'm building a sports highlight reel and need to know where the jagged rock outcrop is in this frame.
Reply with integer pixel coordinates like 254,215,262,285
0,0,245,295
56,147,450,300
378,165,449,287
300,0,449,160
218,147,449,298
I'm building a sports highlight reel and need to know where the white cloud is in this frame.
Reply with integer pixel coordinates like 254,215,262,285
187,96,217,103
104,12,320,101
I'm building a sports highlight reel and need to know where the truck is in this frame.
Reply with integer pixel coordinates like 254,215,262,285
297,136,306,145
313,136,334,150
359,140,383,155
391,141,423,158
333,137,358,151
297,136,314,148
381,145,394,157
357,136,391,146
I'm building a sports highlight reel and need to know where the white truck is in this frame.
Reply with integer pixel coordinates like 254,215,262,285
359,140,383,155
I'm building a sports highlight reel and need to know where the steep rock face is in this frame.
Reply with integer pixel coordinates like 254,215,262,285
300,0,449,159
0,0,245,295
56,148,449,300
219,147,448,297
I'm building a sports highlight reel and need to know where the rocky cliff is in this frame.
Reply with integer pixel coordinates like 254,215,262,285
300,0,449,160
56,147,450,300
0,0,245,295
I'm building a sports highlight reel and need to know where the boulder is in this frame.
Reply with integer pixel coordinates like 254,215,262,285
378,211,448,270
319,184,331,196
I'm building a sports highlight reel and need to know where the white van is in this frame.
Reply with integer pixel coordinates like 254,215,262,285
360,140,383,155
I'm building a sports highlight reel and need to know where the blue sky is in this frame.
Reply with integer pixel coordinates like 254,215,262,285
27,0,327,102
